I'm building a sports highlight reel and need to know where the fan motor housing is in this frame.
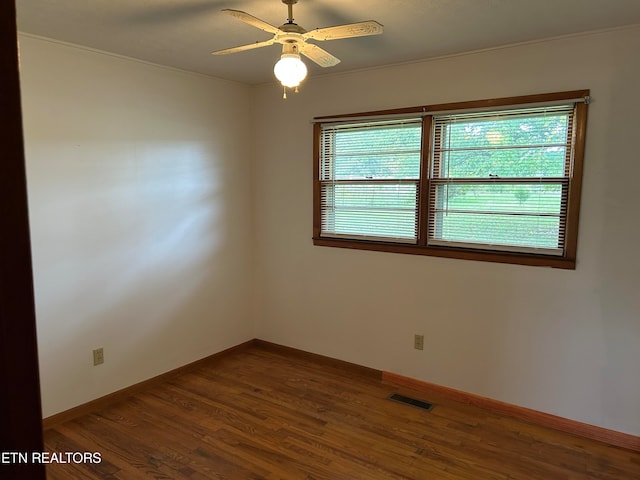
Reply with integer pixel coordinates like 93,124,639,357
279,23,306,34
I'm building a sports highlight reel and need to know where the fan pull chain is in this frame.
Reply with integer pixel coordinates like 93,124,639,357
281,86,301,99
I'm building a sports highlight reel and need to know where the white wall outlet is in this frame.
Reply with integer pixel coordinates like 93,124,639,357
93,347,104,366
414,334,424,351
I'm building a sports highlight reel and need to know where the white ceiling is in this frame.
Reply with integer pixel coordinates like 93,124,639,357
16,0,640,85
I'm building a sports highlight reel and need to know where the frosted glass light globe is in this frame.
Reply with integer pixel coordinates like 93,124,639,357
274,54,308,88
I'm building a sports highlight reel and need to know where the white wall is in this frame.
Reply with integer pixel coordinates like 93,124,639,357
252,26,640,436
19,35,254,417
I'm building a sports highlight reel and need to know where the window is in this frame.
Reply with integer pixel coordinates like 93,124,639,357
313,91,589,268
319,119,422,243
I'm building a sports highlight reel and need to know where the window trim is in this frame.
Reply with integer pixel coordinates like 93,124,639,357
313,90,589,269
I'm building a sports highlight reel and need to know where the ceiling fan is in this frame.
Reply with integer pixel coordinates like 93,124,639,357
211,0,383,97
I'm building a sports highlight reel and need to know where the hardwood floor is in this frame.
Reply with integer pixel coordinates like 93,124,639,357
44,345,640,479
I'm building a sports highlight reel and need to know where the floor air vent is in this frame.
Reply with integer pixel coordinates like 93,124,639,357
388,393,434,411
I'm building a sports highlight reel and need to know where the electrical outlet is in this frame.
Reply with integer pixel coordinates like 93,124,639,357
93,347,104,366
414,334,424,351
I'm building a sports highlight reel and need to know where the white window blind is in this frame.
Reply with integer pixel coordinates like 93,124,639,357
428,105,575,255
320,119,422,243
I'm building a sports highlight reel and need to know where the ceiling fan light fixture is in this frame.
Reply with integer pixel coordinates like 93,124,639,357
273,53,307,88
213,2,382,96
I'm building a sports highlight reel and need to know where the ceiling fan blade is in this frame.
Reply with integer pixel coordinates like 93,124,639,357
300,43,340,67
303,20,383,41
222,9,280,34
211,38,275,55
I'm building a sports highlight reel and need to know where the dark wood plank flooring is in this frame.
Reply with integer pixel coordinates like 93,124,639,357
44,345,640,479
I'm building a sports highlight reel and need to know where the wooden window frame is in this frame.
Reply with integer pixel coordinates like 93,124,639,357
313,90,589,269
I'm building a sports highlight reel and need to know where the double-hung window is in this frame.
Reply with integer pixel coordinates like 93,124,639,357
318,119,422,243
313,91,589,269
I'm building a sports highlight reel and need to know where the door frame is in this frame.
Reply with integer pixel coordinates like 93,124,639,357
0,1,47,478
